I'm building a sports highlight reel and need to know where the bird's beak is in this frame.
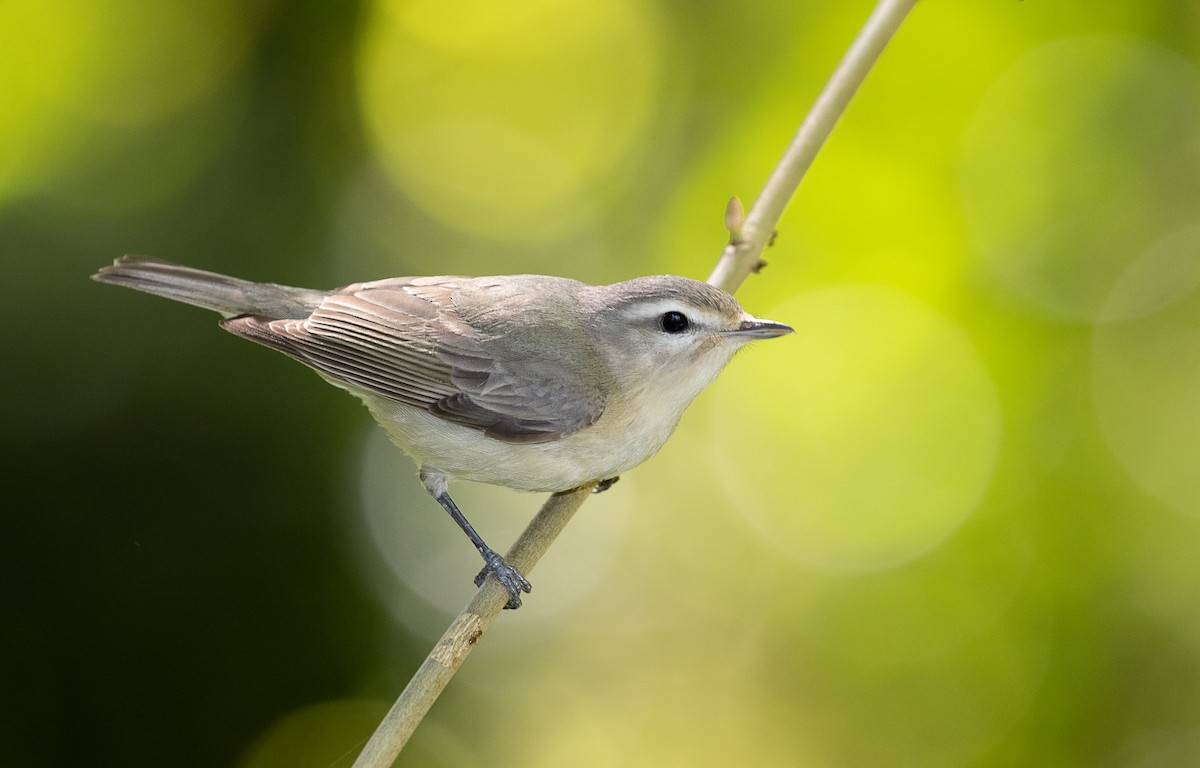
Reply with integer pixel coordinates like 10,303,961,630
727,317,794,339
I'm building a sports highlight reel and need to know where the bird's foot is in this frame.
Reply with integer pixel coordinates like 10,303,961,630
593,476,620,494
474,549,532,609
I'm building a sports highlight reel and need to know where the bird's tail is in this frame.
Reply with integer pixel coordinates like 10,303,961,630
92,256,329,320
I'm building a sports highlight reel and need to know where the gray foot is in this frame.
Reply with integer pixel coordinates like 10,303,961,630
474,550,532,609
593,476,620,493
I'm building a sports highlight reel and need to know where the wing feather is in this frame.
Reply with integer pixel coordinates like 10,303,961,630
221,277,604,442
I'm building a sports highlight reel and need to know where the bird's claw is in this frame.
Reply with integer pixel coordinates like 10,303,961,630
593,476,620,494
475,550,532,609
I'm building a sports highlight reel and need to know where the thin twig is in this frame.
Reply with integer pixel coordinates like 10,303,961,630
352,1,918,764
709,0,919,294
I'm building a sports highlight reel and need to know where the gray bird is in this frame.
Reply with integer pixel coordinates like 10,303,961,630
94,256,792,607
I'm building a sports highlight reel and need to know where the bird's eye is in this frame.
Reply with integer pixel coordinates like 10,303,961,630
659,310,690,334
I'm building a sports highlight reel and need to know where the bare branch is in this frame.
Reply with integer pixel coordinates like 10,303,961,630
708,0,919,294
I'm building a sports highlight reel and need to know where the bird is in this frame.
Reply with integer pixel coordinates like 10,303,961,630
93,256,792,607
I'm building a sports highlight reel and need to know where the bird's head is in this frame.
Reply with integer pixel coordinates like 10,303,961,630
582,276,792,407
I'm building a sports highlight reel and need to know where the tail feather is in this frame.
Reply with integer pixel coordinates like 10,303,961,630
92,256,329,320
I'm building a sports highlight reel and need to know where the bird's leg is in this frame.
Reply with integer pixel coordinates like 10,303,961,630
433,491,531,609
593,476,620,493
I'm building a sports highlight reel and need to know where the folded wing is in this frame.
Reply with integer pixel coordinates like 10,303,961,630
221,277,604,443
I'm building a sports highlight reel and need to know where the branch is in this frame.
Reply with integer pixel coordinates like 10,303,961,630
352,1,918,764
709,0,919,294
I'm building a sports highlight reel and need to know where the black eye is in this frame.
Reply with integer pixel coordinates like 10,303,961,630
659,311,690,333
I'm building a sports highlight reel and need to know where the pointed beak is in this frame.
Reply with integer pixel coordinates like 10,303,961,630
727,317,794,339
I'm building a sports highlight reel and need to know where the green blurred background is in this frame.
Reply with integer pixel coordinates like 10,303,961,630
6,1,1200,765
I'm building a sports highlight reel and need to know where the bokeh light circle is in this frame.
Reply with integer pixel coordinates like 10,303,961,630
355,0,663,241
1092,247,1200,519
0,0,249,203
1096,223,1200,324
34,0,248,125
960,36,1200,321
712,285,1002,572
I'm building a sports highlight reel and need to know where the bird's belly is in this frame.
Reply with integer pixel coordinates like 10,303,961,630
364,396,681,493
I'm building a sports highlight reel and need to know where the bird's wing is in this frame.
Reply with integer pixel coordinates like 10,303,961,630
221,277,605,443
